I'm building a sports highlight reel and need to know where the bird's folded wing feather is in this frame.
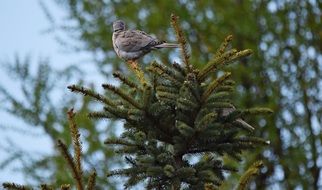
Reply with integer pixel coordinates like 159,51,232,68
115,30,161,52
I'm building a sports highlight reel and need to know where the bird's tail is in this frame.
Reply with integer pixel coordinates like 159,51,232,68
155,43,179,48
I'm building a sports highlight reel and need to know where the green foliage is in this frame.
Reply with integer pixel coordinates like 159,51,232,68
0,57,119,189
2,182,32,190
68,16,271,189
1,0,320,189
237,161,264,190
49,1,321,189
3,109,98,190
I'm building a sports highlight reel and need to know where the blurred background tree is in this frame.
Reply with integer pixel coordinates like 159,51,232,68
0,56,121,189
0,0,321,189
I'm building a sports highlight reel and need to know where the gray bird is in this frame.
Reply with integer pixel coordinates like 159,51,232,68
112,20,179,61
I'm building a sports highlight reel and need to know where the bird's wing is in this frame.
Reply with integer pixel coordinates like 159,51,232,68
115,30,163,52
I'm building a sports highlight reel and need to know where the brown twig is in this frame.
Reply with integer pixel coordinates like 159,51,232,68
171,13,192,73
57,140,83,190
67,109,83,184
127,60,147,86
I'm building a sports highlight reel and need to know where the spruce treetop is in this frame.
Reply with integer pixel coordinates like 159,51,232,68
68,14,272,189
3,14,272,190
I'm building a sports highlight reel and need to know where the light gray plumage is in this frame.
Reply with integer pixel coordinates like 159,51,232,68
112,20,179,61
221,106,255,131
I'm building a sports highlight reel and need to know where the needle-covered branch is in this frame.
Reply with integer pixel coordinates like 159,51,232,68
237,161,264,190
2,183,32,190
67,85,116,107
57,139,84,190
65,16,272,190
171,14,192,73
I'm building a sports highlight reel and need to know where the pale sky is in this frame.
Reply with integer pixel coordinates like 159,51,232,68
0,0,87,183
1,1,320,189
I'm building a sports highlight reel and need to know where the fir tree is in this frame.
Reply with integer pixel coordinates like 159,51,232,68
3,109,97,190
68,14,272,189
2,14,272,190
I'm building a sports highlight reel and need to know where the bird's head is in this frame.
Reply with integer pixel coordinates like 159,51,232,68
113,20,126,32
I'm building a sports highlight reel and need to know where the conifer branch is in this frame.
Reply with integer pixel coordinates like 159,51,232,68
67,85,116,107
201,72,231,102
88,111,114,119
198,49,237,81
104,138,138,146
214,35,233,58
60,184,70,190
125,156,138,167
179,80,198,103
177,97,199,111
176,121,195,137
103,105,129,119
40,184,53,190
172,61,186,76
204,183,217,190
235,137,270,145
186,75,201,101
215,85,234,93
225,108,273,124
156,91,178,102
220,165,238,172
207,92,230,102
236,161,264,190
86,171,97,190
222,109,242,122
142,85,152,108
57,140,83,190
151,61,184,82
128,108,146,122
232,121,255,132
2,183,31,190
107,168,145,177
196,112,217,131
223,79,236,86
115,146,146,155
102,84,142,109
113,71,140,90
156,85,178,95
67,109,83,182
127,60,147,86
240,108,274,116
171,14,192,72
182,89,196,104
198,49,252,82
148,62,182,87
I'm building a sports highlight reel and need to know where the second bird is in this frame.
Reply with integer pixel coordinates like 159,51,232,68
112,20,179,62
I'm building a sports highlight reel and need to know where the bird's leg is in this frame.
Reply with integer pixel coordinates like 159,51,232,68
127,60,147,86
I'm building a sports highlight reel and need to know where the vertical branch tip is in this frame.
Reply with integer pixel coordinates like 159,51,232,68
170,13,192,72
